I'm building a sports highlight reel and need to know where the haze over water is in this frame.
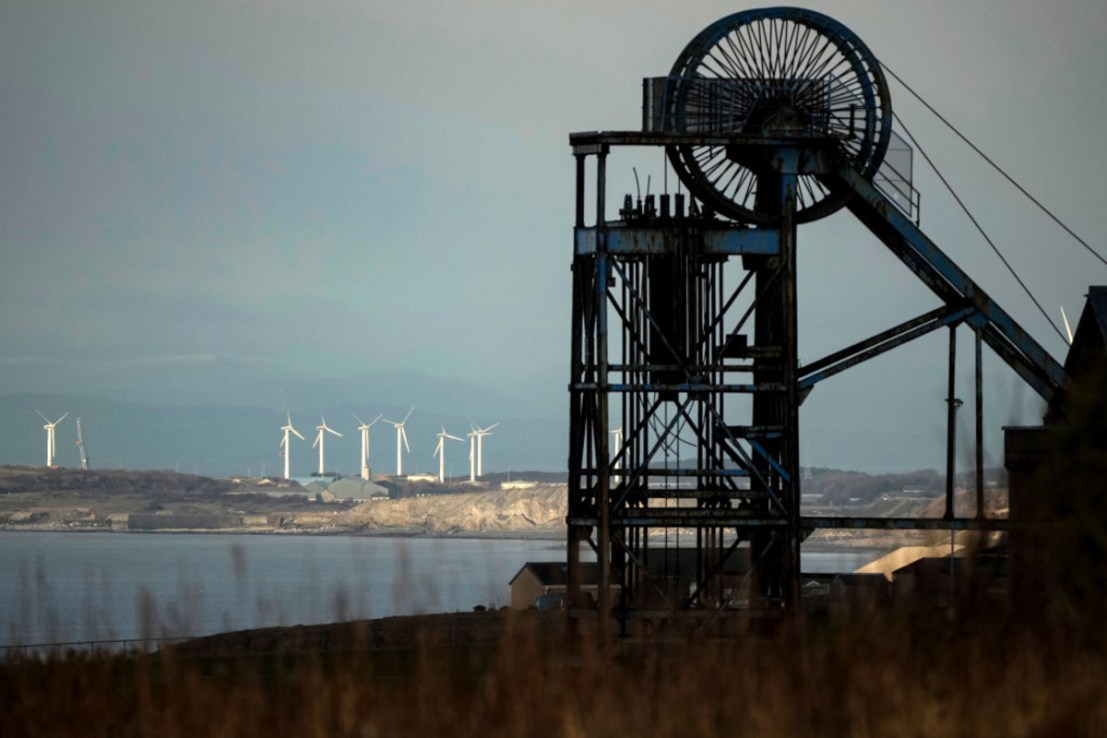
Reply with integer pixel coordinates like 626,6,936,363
1,532,878,646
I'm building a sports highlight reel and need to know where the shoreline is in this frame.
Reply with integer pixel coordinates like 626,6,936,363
0,524,567,541
0,525,899,553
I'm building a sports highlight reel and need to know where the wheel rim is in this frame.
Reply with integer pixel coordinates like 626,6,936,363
664,7,892,224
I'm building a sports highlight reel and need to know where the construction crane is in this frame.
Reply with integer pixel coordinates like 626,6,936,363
75,417,90,470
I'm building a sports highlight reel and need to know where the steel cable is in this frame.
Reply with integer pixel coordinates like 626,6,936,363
891,109,1069,344
883,62,1107,270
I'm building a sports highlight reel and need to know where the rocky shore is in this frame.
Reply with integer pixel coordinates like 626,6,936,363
0,465,568,537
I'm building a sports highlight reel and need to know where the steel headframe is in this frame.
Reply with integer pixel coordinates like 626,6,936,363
567,7,1064,642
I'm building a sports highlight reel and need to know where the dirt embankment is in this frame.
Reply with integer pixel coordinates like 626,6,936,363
336,485,567,535
0,466,568,536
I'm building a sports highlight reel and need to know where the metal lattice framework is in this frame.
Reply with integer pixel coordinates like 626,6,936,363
663,7,892,223
568,7,1064,642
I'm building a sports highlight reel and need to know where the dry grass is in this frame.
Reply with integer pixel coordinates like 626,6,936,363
5,364,1106,736
2,600,1106,738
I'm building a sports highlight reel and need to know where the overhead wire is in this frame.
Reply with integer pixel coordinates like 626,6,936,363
890,109,1069,345
882,62,1107,270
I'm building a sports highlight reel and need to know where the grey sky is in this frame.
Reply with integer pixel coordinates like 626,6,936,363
2,0,1105,471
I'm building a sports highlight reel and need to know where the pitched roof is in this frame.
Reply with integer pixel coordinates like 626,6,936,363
510,561,601,586
1064,285,1107,379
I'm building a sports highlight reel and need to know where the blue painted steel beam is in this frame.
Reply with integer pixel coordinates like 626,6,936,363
570,130,841,151
571,382,787,393
575,226,781,256
577,468,751,478
799,305,975,391
803,516,1009,531
828,163,1064,401
567,514,1010,531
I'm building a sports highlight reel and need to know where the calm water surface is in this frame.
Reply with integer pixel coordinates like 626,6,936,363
0,532,878,645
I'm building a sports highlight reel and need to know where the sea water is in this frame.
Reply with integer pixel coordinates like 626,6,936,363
0,532,879,646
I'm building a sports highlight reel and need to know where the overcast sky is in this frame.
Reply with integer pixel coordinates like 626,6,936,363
2,0,1106,471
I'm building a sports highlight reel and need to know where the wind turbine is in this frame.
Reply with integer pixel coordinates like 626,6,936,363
384,407,414,476
433,427,464,483
467,429,478,482
610,425,624,484
279,413,305,480
469,421,498,479
312,417,342,476
75,417,90,470
353,413,384,480
37,412,68,467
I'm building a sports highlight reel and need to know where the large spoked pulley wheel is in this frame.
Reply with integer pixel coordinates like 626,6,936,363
665,7,892,224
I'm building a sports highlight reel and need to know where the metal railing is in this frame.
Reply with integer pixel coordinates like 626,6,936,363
643,76,832,136
0,636,192,660
641,74,921,224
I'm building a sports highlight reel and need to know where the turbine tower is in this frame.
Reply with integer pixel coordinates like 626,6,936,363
467,429,478,482
433,427,464,483
279,413,305,480
312,417,342,476
75,417,90,470
471,422,498,478
353,413,384,480
610,425,624,485
384,407,414,476
37,412,68,467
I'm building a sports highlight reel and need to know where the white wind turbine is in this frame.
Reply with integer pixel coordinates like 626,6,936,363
312,417,342,476
433,427,464,483
353,413,384,480
467,429,478,482
610,425,624,484
469,421,498,479
279,413,306,480
384,407,414,476
38,411,68,467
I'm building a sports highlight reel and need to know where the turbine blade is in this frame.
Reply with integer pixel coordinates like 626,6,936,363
402,427,410,453
37,410,50,423
55,413,69,424
352,412,365,426
292,429,305,440
402,406,414,423
1061,305,1074,344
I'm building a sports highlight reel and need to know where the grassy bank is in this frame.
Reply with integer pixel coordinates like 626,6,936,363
2,604,1105,737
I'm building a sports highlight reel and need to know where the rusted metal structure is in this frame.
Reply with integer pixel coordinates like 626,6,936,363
567,7,1065,639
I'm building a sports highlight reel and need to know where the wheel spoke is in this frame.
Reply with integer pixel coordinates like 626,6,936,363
669,8,891,223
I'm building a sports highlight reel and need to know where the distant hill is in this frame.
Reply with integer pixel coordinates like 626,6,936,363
803,466,1006,506
0,391,567,478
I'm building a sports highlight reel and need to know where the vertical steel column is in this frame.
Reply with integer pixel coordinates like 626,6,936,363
780,171,801,609
944,325,958,521
566,154,588,648
595,149,612,643
575,154,586,228
975,329,985,520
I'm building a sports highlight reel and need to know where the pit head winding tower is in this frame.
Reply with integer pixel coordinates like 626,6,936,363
567,7,1063,639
